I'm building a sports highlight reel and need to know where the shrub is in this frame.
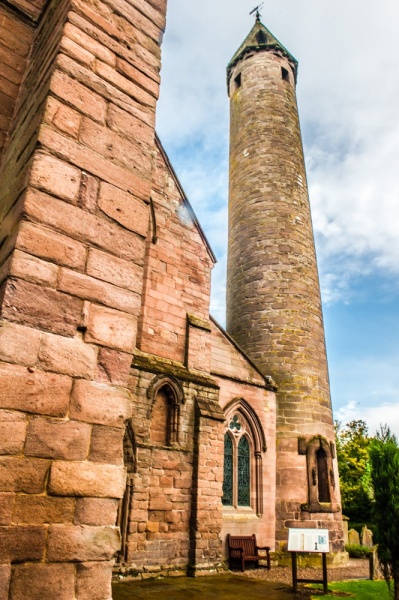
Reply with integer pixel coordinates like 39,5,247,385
345,544,371,559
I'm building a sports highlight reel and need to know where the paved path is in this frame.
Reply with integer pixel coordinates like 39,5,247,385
112,574,303,600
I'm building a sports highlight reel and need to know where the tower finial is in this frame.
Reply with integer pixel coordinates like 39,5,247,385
249,3,264,21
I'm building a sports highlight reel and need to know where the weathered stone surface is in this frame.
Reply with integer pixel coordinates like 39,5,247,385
361,525,373,548
0,363,72,416
29,152,81,203
76,561,113,600
49,461,126,498
0,565,11,600
98,182,148,237
0,493,14,525
0,411,27,455
70,379,131,427
9,251,59,288
85,303,137,352
25,417,92,460
95,347,132,385
46,525,120,561
0,526,46,562
58,268,141,315
9,563,75,600
0,458,50,493
38,332,98,378
1,278,82,336
86,247,143,293
89,425,124,464
75,498,119,526
13,496,75,524
16,221,87,270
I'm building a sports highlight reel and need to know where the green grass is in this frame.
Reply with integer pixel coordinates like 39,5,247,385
310,580,390,599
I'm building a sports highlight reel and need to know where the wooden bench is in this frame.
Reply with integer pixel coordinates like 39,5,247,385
227,534,271,572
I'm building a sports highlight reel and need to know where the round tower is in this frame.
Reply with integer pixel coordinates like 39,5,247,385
226,17,345,555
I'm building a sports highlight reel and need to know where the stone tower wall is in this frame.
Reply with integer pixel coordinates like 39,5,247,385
226,45,344,552
0,0,167,596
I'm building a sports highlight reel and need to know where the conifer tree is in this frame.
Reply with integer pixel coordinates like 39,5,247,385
370,426,399,600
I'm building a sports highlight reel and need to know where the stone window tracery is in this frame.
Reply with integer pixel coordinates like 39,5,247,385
222,399,266,516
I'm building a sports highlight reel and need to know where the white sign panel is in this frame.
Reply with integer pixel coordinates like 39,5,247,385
288,528,329,553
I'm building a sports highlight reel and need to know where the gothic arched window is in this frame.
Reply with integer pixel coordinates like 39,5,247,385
222,399,266,516
147,375,184,446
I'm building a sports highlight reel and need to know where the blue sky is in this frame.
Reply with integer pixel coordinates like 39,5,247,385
155,0,399,437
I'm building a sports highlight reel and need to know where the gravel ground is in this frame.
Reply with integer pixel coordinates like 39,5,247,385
234,559,370,584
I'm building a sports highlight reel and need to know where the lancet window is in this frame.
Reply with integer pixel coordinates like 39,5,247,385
147,375,184,446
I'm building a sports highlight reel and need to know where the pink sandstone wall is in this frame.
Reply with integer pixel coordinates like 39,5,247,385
210,320,277,555
0,0,167,596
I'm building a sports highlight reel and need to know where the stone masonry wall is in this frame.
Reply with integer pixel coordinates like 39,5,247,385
124,367,224,577
137,140,214,364
0,0,167,597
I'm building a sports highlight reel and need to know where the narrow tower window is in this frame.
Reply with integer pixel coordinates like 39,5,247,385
234,73,242,91
317,447,331,503
281,67,289,82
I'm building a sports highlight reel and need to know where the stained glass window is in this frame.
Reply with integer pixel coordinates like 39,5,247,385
222,433,233,505
237,436,250,506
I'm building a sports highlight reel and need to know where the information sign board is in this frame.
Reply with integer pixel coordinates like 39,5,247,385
288,528,329,553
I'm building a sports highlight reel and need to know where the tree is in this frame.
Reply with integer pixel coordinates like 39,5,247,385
370,426,399,600
335,419,373,524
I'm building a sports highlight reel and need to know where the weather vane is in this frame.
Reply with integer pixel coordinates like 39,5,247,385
250,3,264,21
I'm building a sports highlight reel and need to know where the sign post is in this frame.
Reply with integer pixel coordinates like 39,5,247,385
288,529,329,595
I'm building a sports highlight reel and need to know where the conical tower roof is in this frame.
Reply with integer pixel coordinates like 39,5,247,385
227,18,298,84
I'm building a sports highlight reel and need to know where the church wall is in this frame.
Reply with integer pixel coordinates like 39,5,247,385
0,0,167,596
137,141,214,365
123,367,224,576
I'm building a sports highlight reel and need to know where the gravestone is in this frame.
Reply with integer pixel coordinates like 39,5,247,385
348,528,360,546
361,525,373,548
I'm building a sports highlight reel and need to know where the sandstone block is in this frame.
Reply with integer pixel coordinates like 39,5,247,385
30,152,81,203
0,526,46,562
58,268,141,315
76,561,113,600
44,96,81,138
49,461,126,498
86,248,143,293
78,172,99,213
25,417,92,460
0,457,50,493
24,187,146,264
16,221,87,270
0,410,27,455
70,379,131,427
9,563,75,600
0,493,14,525
10,250,59,287
89,425,124,464
0,363,72,416
0,565,10,600
13,495,75,524
38,331,98,378
1,278,82,336
95,347,132,385
50,69,107,123
75,498,119,526
80,116,152,178
85,303,137,352
107,103,153,147
46,525,120,561
94,60,156,108
98,181,148,237
63,22,115,66
38,124,151,204
60,35,95,68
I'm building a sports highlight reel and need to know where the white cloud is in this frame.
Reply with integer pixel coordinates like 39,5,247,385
336,400,399,439
157,0,399,309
